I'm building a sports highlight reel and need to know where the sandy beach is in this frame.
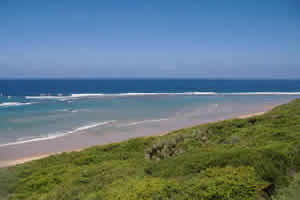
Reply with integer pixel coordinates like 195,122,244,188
0,109,268,168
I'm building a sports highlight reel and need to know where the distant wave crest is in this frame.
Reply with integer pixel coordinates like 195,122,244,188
24,92,300,101
25,96,67,100
0,102,35,107
119,118,169,127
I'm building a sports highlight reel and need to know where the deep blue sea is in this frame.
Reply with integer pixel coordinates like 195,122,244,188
0,79,300,147
1,79,300,96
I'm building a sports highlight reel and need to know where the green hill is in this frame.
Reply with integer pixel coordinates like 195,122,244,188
1,99,300,200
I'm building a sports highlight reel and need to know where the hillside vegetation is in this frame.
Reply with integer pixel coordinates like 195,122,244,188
1,99,300,200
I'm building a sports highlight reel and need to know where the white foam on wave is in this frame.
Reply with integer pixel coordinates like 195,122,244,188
223,92,300,95
109,92,217,96
26,96,74,101
0,102,35,107
120,118,169,127
0,120,116,147
74,121,116,132
0,133,71,147
25,96,64,100
25,92,217,100
24,91,300,100
71,93,105,98
57,109,69,112
71,93,168,97
57,109,80,113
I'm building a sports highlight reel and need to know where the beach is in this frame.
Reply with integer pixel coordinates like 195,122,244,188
0,107,270,168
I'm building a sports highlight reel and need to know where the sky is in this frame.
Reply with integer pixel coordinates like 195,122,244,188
0,0,299,79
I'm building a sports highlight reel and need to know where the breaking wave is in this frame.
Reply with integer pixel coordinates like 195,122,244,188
119,118,169,127
0,120,116,147
0,102,35,107
24,91,300,101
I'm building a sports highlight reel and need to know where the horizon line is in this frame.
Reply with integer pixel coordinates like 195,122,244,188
0,77,300,81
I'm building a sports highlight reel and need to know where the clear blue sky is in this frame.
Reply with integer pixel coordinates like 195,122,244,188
0,0,299,78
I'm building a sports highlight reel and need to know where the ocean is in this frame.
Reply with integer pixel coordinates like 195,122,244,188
0,79,300,147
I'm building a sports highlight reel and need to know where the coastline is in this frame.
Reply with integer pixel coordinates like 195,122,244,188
0,110,266,168
0,148,83,168
237,111,265,119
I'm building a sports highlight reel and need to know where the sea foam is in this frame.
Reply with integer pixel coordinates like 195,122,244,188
0,120,116,147
74,121,116,132
120,118,169,127
24,91,300,101
0,102,34,107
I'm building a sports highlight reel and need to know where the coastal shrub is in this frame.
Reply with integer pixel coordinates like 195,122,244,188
97,177,181,200
0,168,18,200
145,136,184,160
98,166,268,200
272,172,300,200
182,166,269,200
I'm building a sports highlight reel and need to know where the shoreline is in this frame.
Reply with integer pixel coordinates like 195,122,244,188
237,111,265,119
0,110,266,168
0,148,84,168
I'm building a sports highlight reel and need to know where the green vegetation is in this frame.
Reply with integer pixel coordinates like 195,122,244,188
1,99,300,200
272,172,300,200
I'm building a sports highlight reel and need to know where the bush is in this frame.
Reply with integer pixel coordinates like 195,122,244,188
145,136,184,160
272,172,300,200
97,177,181,200
182,166,268,200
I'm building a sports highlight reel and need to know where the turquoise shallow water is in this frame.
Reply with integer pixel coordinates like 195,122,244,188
0,94,297,146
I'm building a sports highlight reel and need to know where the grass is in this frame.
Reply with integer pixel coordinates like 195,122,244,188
1,99,300,200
